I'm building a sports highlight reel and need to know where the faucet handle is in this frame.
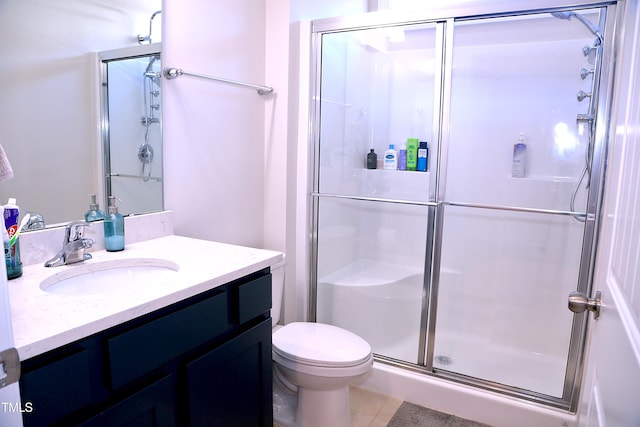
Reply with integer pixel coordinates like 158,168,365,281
65,220,91,242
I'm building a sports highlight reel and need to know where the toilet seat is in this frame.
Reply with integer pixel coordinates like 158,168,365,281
273,322,372,369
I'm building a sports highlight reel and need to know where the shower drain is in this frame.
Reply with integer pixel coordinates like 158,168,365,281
434,355,453,365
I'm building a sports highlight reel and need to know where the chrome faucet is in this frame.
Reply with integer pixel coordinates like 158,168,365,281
25,211,45,230
44,221,95,267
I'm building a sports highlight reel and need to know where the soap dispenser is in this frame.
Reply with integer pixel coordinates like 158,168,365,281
84,194,105,222
104,196,124,252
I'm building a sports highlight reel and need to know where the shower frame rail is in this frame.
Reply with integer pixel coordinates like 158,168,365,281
311,192,589,219
163,67,274,95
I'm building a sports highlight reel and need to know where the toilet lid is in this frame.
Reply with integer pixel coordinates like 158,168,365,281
273,322,372,367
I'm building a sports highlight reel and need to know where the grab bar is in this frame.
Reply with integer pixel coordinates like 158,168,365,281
163,67,274,95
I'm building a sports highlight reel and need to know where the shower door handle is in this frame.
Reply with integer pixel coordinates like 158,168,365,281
568,291,602,319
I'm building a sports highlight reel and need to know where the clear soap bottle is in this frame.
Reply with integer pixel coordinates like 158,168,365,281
84,194,105,222
104,196,124,252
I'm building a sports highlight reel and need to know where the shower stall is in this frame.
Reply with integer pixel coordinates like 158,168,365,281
309,1,618,412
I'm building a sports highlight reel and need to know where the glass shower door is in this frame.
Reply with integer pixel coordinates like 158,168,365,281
314,23,440,364
101,50,164,216
432,10,604,398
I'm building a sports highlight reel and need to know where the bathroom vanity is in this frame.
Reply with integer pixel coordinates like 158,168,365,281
7,234,281,427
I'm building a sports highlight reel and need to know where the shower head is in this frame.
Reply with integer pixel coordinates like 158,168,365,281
551,11,603,45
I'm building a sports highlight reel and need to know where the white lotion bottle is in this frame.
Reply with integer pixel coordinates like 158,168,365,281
383,144,398,170
512,133,526,178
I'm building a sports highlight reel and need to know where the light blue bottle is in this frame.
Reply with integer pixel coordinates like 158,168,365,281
84,194,105,222
104,196,124,252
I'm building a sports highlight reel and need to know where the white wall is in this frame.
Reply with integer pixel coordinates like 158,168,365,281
264,0,290,256
163,0,267,247
290,0,370,21
161,0,369,322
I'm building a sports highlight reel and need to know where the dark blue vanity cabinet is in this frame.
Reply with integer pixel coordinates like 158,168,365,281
19,269,273,427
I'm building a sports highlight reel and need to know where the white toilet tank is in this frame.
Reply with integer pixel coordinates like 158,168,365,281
271,254,286,327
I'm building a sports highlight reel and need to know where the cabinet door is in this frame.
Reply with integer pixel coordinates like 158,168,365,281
20,348,92,427
78,375,175,427
185,319,273,427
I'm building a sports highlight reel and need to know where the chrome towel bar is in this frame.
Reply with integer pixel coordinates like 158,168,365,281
163,67,274,95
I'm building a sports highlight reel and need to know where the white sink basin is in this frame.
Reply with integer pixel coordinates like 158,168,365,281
40,258,180,296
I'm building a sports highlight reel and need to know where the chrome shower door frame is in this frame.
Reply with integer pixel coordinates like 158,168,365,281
99,43,164,214
308,0,621,412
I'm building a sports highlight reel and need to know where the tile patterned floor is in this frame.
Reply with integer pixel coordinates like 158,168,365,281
350,385,404,427
274,385,488,426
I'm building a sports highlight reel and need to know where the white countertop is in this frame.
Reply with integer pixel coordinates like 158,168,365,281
8,235,283,360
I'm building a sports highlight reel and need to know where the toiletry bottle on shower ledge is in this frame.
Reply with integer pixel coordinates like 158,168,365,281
84,194,105,222
383,144,398,170
512,133,527,178
417,141,428,172
104,196,124,251
398,144,407,171
366,148,377,169
406,138,419,171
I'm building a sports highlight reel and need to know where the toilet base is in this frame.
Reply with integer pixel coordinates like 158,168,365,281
273,369,297,427
296,385,351,427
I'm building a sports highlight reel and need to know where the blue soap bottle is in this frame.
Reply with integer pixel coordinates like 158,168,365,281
104,196,124,252
84,194,105,222
417,141,428,172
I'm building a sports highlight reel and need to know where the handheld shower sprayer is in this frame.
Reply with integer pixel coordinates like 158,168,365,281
139,53,161,180
552,10,604,222
551,11,603,45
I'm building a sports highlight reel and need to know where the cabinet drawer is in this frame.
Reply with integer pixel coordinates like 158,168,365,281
107,291,229,389
21,348,92,427
233,274,272,324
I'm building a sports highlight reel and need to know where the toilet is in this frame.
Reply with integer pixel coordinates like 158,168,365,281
271,257,373,427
